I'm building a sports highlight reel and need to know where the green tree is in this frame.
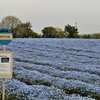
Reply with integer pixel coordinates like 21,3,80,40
64,24,78,38
42,27,57,38
14,22,39,38
55,27,67,38
81,34,91,38
0,15,22,37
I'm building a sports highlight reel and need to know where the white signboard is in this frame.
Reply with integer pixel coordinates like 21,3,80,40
0,52,12,78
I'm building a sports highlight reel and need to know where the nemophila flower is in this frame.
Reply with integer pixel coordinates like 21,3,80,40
0,38,99,100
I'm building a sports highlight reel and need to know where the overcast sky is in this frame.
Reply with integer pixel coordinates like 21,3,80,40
0,0,100,34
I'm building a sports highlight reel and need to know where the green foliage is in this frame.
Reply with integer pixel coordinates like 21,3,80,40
14,22,39,38
42,26,57,38
81,33,100,39
91,33,100,38
42,27,67,38
0,16,40,38
73,34,80,38
64,85,100,99
55,27,67,38
1,15,100,39
81,34,91,38
64,24,78,38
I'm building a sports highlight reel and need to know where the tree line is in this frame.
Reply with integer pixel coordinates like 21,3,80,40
0,15,100,38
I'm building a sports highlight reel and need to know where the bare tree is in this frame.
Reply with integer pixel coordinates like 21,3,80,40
0,15,22,34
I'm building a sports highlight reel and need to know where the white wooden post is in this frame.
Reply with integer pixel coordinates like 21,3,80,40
2,45,6,100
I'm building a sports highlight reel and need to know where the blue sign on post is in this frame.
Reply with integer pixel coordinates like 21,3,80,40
0,28,13,100
0,28,13,45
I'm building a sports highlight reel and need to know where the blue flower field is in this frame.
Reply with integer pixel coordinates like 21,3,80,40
0,38,100,100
